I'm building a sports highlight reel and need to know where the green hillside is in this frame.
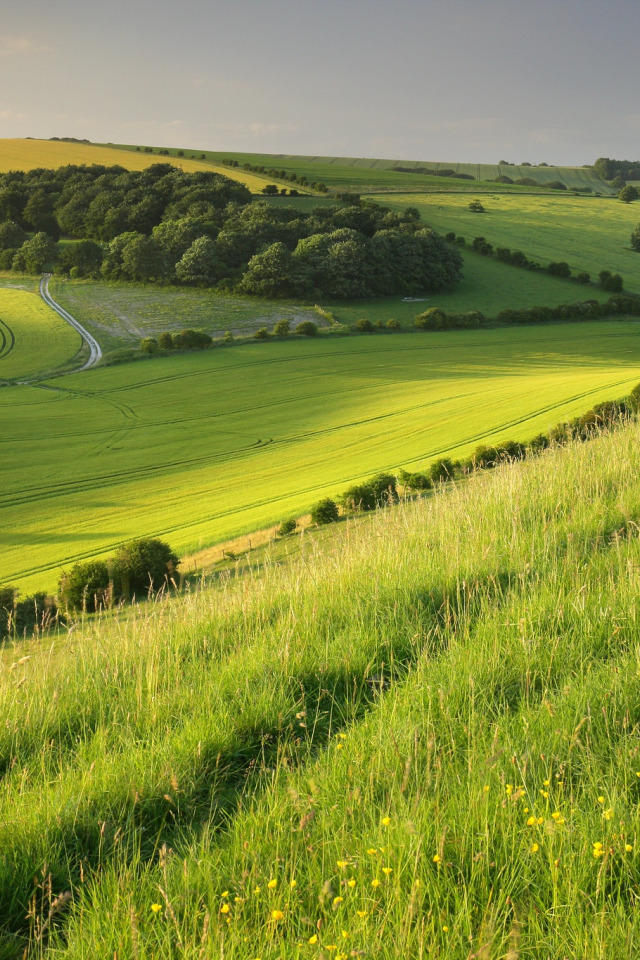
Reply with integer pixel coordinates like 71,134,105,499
3,421,640,957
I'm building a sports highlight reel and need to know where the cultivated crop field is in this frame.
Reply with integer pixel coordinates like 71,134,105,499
0,285,82,381
4,423,640,957
3,322,640,593
373,192,640,293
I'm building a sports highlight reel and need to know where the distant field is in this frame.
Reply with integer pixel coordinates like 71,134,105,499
0,284,82,381
0,139,277,193
372,193,640,294
3,322,640,592
49,279,321,354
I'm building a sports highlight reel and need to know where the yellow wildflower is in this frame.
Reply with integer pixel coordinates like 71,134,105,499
526,816,536,826
381,816,391,826
336,860,349,869
366,848,377,855
443,925,449,932
333,896,344,905
540,790,549,798
348,879,356,887
220,904,230,915
254,886,261,894
267,879,277,889
483,785,490,792
357,910,368,918
151,903,163,913
290,880,297,889
506,784,513,796
433,854,441,863
371,878,381,888
536,817,544,825
598,796,605,804
603,808,614,821
531,843,539,853
271,909,284,920
308,934,318,945
625,844,634,852
382,867,393,875
222,890,229,897
543,779,550,786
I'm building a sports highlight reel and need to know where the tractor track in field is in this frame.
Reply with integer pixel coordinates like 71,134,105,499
0,317,15,362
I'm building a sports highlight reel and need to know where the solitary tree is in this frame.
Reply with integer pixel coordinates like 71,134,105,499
631,224,640,252
619,185,639,203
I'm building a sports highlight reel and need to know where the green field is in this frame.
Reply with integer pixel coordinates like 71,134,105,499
4,322,640,593
4,422,640,957
0,285,83,381
49,278,322,355
373,192,640,293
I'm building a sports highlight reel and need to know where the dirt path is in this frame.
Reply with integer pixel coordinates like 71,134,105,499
39,274,102,371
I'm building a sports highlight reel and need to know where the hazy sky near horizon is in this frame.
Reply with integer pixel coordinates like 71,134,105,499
0,0,638,165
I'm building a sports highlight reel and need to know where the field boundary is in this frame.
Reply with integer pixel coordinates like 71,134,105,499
39,275,102,371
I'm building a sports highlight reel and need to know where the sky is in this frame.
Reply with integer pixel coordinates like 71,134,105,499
0,0,638,165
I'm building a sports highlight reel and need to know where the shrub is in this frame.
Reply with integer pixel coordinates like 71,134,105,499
415,308,447,330
548,181,567,190
631,225,640,252
619,185,639,203
158,332,174,350
341,483,377,512
253,327,269,340
398,469,432,491
548,261,571,278
575,271,591,284
277,518,298,536
140,337,160,355
310,498,339,525
430,458,455,482
172,329,212,350
223,330,234,342
58,560,111,612
113,538,179,599
273,318,290,336
356,318,374,332
386,318,401,330
468,199,485,213
601,272,623,292
295,321,318,337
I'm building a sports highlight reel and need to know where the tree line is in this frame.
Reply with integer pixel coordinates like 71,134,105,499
0,167,463,298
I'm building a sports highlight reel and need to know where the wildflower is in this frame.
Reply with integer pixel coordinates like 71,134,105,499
220,904,230,915
341,930,349,939
543,779,550,786
254,886,261,894
625,844,634,852
523,807,529,813
308,934,318,945
598,796,605,804
526,816,536,826
536,817,544,825
593,847,604,858
540,790,549,798
222,890,229,897
151,903,163,913
483,785,490,792
336,744,343,749
290,880,297,889
531,843,539,853
348,879,356,887
271,909,284,920
366,848,377,855
381,816,391,826
551,812,561,821
234,896,243,903
337,860,349,869
433,854,441,863
371,878,381,888
326,947,337,953
443,925,449,932
382,867,393,875
506,784,513,796
267,879,277,889
333,896,344,905
603,808,614,821
357,910,368,918
593,841,603,850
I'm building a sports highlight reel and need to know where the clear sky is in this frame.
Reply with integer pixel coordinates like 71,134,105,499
0,0,638,165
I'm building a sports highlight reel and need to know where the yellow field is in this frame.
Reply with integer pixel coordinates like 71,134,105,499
0,140,272,192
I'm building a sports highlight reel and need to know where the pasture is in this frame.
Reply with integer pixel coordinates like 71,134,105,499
3,322,640,593
373,192,640,293
4,422,640,957
0,285,82,381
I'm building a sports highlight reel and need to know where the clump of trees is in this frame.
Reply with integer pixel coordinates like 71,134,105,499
0,587,57,640
631,225,640,252
595,157,640,182
58,537,179,611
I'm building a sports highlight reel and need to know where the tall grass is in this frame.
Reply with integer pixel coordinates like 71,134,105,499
3,423,640,957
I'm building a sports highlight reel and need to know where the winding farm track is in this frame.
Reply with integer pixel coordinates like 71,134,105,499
39,274,102,371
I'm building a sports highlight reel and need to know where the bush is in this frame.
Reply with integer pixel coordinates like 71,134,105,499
172,329,212,350
341,483,377,512
113,538,179,599
430,458,455,482
140,337,160,355
223,330,234,342
356,318,374,332
277,518,298,536
575,271,591,284
58,560,111,612
273,318,290,336
158,332,174,350
415,308,447,330
468,199,485,213
619,185,639,203
310,498,339,525
295,321,318,337
630,225,640,252
386,318,401,330
253,327,269,340
398,469,432,491
548,261,571,278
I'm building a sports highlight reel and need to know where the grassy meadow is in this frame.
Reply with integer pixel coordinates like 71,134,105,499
4,421,640,957
373,193,640,293
0,285,83,381
3,322,640,593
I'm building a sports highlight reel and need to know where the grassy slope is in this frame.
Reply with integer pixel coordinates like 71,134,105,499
3,323,640,593
0,285,83,381
3,422,640,958
373,193,640,293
